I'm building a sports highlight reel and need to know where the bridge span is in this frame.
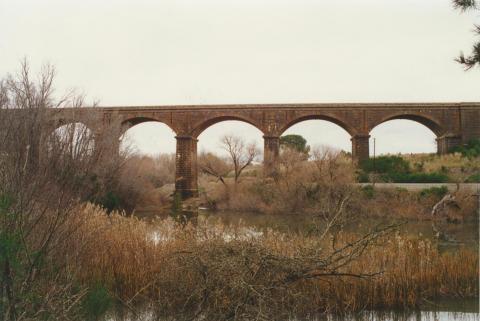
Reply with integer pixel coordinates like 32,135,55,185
45,102,480,198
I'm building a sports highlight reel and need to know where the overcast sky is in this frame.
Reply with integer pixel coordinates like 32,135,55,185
1,0,479,157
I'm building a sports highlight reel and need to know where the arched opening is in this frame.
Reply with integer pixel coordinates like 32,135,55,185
120,120,176,156
197,120,264,193
197,120,264,161
49,122,95,157
281,119,352,155
192,115,261,138
369,119,437,155
118,121,177,215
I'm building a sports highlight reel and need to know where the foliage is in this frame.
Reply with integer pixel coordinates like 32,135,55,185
0,60,123,320
466,172,480,182
95,191,121,213
419,186,449,198
360,155,410,174
280,134,310,155
81,283,112,321
113,154,176,212
452,0,479,69
358,156,450,183
386,172,449,183
402,152,480,184
69,204,479,320
361,185,375,199
450,138,480,158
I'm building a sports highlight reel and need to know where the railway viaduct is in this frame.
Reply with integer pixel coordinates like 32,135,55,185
46,103,480,198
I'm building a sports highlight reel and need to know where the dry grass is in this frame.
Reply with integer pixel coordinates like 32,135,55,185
200,173,476,223
403,153,478,173
116,154,176,211
66,204,478,320
356,188,477,221
403,153,480,183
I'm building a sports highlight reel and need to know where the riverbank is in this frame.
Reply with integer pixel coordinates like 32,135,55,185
69,204,478,321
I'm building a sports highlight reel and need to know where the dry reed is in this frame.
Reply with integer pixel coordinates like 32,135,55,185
65,204,478,320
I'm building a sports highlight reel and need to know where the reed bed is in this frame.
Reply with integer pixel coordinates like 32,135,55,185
63,204,479,321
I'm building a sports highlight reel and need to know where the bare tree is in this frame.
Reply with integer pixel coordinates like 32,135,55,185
221,134,259,184
198,152,231,186
0,60,123,320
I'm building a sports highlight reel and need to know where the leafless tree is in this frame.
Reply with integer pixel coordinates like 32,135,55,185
198,152,231,186
0,60,123,320
221,134,260,184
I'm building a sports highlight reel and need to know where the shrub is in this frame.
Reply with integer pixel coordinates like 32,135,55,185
450,138,480,158
420,186,449,198
70,205,479,320
387,172,449,183
359,156,450,183
466,172,480,183
95,191,121,212
81,283,113,321
360,185,375,199
360,155,410,174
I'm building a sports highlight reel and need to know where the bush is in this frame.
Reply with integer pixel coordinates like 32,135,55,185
387,172,449,183
466,172,480,183
450,138,480,158
81,283,113,321
420,186,449,198
95,191,121,213
359,156,449,183
360,185,375,199
360,156,410,174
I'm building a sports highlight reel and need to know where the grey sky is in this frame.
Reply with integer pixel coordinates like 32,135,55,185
1,0,479,157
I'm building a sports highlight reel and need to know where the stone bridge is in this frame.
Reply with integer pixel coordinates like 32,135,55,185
46,103,480,198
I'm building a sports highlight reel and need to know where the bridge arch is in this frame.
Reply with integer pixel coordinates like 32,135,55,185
369,119,438,155
279,114,358,137
121,116,177,135
119,118,177,155
48,118,95,135
45,121,96,157
280,119,353,153
369,113,445,137
191,115,264,138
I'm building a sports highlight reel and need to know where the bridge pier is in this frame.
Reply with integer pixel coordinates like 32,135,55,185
175,135,198,199
263,135,280,177
351,134,370,162
437,134,461,154
93,130,120,164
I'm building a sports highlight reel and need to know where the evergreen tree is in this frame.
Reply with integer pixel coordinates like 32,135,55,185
453,0,479,69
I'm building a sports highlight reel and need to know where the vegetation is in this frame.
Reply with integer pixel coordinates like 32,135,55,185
115,154,175,212
419,186,449,198
280,134,310,156
68,204,478,321
199,148,477,222
450,138,480,158
0,61,478,320
358,156,449,183
453,0,479,69
0,61,124,320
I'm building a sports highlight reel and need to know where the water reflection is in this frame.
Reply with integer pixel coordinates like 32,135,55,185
131,209,478,321
135,209,479,251
109,308,479,321
328,310,479,321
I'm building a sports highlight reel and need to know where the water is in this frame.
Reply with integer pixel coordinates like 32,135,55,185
110,306,479,321
132,209,479,321
136,209,479,251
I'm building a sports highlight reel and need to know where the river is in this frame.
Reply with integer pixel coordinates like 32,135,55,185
131,208,479,321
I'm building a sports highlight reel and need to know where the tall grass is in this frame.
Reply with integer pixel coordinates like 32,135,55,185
66,204,478,320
